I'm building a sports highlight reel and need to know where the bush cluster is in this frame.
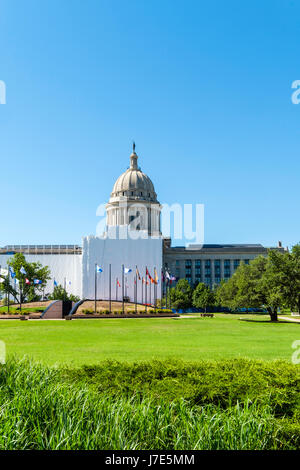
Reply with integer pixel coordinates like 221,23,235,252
0,358,298,449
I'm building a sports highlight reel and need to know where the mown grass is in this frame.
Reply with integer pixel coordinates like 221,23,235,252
0,357,299,450
0,315,299,364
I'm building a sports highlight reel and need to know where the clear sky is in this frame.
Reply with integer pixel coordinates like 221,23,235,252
0,0,299,249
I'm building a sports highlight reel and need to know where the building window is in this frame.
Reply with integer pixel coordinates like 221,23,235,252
195,267,201,275
205,260,211,267
234,260,240,269
195,260,201,267
185,260,192,267
245,259,250,265
176,260,180,266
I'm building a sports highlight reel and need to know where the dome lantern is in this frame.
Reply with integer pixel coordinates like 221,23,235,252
105,145,161,236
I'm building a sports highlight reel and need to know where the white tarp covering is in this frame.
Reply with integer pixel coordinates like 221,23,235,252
0,254,82,298
82,231,163,303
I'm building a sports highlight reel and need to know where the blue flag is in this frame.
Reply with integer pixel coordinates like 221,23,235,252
54,279,57,286
96,265,103,273
20,266,27,275
9,266,16,278
124,267,132,274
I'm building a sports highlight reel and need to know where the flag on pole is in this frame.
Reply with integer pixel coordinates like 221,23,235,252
96,265,103,273
0,268,8,276
117,279,121,287
34,279,42,285
154,268,159,284
0,278,4,283
25,278,31,285
54,279,57,286
124,267,132,274
136,267,141,280
9,267,16,278
20,266,27,275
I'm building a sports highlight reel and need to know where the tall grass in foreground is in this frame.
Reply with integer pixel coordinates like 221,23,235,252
0,358,285,450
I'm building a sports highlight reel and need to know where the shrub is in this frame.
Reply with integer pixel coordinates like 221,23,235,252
0,358,290,450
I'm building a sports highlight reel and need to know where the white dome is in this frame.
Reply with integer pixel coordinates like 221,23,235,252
110,151,158,202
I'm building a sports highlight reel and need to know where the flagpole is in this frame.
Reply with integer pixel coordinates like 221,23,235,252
94,263,97,314
135,266,137,314
122,264,124,315
142,277,144,305
7,265,10,315
109,264,111,313
154,266,157,313
145,267,147,313
20,275,22,313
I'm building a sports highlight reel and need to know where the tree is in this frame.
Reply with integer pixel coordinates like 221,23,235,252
0,253,51,303
216,257,282,322
170,279,193,310
48,284,80,302
192,282,215,312
268,244,300,313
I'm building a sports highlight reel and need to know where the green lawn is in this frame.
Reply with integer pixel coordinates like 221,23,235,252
0,314,299,366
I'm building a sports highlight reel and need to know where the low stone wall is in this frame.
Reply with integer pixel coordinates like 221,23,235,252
72,313,179,319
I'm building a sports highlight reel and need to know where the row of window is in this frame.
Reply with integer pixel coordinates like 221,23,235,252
176,259,250,268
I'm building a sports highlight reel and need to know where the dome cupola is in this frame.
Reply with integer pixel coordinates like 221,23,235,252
109,143,158,203
105,144,161,236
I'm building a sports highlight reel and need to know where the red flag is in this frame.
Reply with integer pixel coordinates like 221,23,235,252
25,278,31,285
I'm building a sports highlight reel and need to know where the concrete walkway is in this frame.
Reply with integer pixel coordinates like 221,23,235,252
278,316,300,323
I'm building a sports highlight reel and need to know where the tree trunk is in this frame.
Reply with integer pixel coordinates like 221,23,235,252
267,307,278,322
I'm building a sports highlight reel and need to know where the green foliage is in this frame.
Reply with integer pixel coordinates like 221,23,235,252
48,284,80,302
192,283,215,311
0,306,45,314
170,278,193,310
268,245,300,313
215,244,300,322
0,253,51,303
0,357,298,449
216,257,282,321
65,359,300,418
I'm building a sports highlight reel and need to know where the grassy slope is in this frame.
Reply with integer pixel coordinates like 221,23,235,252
0,315,298,365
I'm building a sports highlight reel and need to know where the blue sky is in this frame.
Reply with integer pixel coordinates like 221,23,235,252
0,0,299,249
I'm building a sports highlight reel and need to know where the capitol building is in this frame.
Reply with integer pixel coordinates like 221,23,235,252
0,146,285,301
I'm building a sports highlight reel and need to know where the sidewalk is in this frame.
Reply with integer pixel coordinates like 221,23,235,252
278,316,300,323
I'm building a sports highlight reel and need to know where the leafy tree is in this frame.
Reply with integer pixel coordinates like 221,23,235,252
0,253,51,303
170,279,193,310
48,284,80,302
192,282,215,312
216,257,282,322
268,244,300,313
